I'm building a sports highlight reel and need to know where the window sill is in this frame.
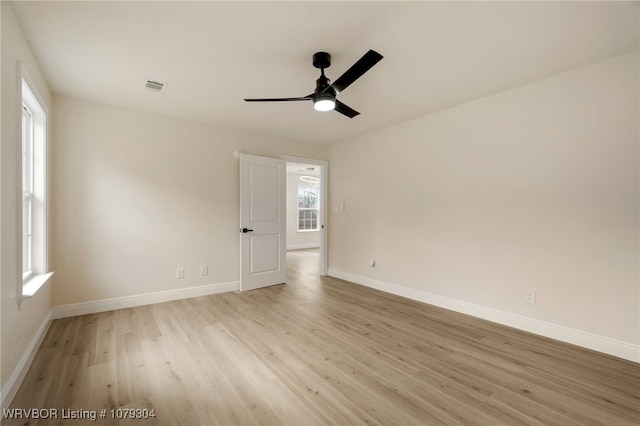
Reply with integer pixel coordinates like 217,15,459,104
22,271,54,298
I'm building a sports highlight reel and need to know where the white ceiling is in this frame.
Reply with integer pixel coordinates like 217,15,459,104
286,162,320,176
11,1,639,145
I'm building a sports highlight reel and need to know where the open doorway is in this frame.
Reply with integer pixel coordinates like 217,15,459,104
282,156,328,277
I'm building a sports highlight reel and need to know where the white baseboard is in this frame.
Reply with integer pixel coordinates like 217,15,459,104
328,269,639,363
287,243,320,250
1,310,52,410
1,281,239,409
52,280,240,319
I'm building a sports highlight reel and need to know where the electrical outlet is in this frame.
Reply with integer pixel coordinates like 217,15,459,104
176,267,185,279
369,259,376,268
526,289,536,304
201,265,208,276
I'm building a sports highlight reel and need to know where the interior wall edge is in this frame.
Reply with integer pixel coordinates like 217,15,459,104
51,280,240,320
328,268,640,363
287,243,321,251
0,309,52,410
2,279,242,408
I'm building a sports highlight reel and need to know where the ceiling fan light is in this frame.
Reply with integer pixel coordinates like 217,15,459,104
314,97,336,112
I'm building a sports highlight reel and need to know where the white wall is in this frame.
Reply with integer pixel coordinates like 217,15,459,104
1,2,53,403
286,172,320,250
52,96,327,307
329,51,639,359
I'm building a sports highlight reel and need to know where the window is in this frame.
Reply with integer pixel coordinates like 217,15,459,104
297,183,319,231
22,102,34,279
21,76,52,297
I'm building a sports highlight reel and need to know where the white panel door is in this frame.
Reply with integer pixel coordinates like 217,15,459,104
240,153,287,291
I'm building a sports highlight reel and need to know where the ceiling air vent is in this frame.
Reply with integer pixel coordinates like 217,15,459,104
144,79,167,93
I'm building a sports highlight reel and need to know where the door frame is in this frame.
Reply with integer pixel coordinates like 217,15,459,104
281,155,328,276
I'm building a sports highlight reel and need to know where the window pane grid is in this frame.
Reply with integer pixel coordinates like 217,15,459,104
297,183,319,231
22,105,34,194
22,103,34,276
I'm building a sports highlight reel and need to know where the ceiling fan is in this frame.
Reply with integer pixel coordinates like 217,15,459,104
244,50,383,118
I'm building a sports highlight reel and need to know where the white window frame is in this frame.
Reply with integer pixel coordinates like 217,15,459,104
20,65,53,299
297,182,320,232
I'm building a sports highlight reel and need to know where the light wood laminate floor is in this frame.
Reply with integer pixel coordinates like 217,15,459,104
6,249,640,425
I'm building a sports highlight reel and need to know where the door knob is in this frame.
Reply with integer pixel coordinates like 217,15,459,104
241,228,254,233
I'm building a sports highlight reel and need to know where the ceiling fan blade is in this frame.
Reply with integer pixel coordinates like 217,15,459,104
334,100,360,118
244,96,312,102
330,50,383,94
